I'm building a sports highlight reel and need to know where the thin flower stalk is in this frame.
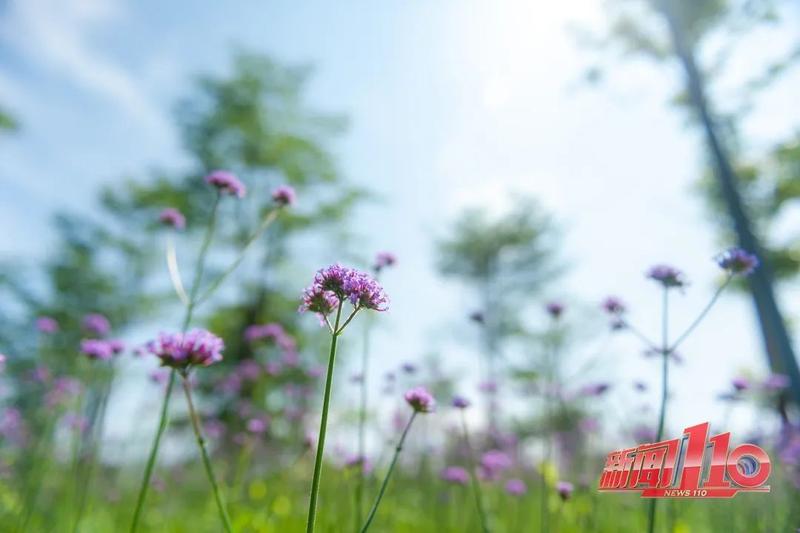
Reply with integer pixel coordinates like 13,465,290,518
459,411,491,533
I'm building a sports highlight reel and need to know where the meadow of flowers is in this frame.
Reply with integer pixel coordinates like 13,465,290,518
0,170,798,533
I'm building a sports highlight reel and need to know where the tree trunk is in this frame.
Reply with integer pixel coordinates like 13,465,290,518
658,0,800,407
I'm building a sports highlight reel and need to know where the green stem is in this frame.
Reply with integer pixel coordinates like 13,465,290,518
129,193,220,533
306,302,344,533
181,373,233,532
359,411,417,533
648,287,670,533
668,275,731,353
354,318,371,530
460,412,491,533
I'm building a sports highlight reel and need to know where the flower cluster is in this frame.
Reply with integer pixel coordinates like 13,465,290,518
299,264,389,317
479,449,513,481
546,301,564,319
647,264,687,288
404,386,436,413
205,170,246,198
556,480,574,501
159,207,186,230
82,313,111,337
452,395,470,409
271,185,296,206
441,466,469,485
244,322,296,351
80,339,123,361
716,248,759,276
36,316,60,334
601,296,625,315
506,479,527,496
147,329,225,370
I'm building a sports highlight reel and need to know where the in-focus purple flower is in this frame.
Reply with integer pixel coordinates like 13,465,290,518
601,296,625,315
404,386,436,413
556,481,574,501
452,395,470,409
647,265,687,289
546,301,564,319
300,264,389,319
158,207,186,230
36,316,60,334
505,479,527,496
271,185,296,206
80,339,115,361
440,466,469,485
147,329,224,370
82,313,111,337
764,373,790,392
732,377,749,392
373,251,397,272
205,170,246,198
716,248,759,276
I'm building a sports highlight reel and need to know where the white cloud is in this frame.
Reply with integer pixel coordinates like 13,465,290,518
0,0,169,137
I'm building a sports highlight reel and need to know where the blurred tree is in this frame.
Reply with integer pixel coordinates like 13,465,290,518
436,197,561,427
0,51,366,454
0,104,18,132
589,0,800,407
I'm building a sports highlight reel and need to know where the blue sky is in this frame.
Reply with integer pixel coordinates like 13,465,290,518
1,0,800,455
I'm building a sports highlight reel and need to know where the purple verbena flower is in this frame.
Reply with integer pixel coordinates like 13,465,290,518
158,207,186,230
82,313,111,337
271,185,296,206
732,376,749,392
404,386,436,413
80,339,115,361
468,310,485,324
647,265,687,289
36,316,60,334
580,382,610,397
373,251,397,272
147,329,224,370
479,450,512,480
401,362,417,374
441,466,469,485
764,373,790,392
546,301,564,319
506,479,527,496
601,296,625,315
299,264,389,319
452,395,470,409
716,248,759,276
556,481,574,501
205,170,246,198
246,418,268,434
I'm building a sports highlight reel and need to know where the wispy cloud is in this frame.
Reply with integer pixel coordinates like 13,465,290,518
0,0,169,137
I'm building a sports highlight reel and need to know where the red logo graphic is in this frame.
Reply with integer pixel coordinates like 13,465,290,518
598,422,771,498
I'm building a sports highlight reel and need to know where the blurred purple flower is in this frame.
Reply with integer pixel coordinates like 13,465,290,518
632,426,656,443
580,383,610,397
271,185,296,206
452,395,470,409
80,339,115,361
479,450,512,481
579,417,600,433
478,380,498,395
404,386,436,413
505,479,527,496
441,466,469,485
647,265,687,289
31,365,51,383
158,207,185,230
633,381,647,392
82,313,111,337
373,251,397,272
601,296,626,315
556,481,574,501
546,301,564,319
468,310,485,324
732,376,750,392
36,316,60,334
246,418,269,434
716,248,758,276
205,170,246,198
764,373,790,392
401,362,417,374
147,329,224,370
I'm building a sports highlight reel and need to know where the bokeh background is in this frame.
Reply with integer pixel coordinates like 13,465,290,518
1,1,799,532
